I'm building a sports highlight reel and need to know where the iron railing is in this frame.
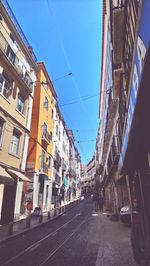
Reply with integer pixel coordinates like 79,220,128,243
42,130,52,144
54,151,61,166
123,0,139,93
1,0,37,62
40,162,48,174
0,30,33,92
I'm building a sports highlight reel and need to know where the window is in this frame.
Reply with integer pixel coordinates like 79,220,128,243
0,74,12,99
44,96,49,111
51,108,54,119
23,72,31,87
0,119,5,146
59,131,61,141
43,122,47,135
56,125,58,136
17,94,25,114
48,156,51,168
6,45,16,65
41,150,46,169
50,131,53,142
10,129,21,155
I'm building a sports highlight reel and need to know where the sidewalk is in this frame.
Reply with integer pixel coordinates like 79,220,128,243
95,212,137,266
0,199,79,243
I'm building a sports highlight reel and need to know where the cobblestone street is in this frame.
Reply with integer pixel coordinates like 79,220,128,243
0,199,137,266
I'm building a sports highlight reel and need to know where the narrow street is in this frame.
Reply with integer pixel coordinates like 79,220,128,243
0,198,137,266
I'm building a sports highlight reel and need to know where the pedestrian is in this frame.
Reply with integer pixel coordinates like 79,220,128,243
99,193,103,212
93,190,99,212
59,193,62,207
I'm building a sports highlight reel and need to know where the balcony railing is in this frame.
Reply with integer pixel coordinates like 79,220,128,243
55,173,61,184
62,163,66,171
42,131,52,145
112,0,125,9
53,169,61,184
102,99,119,165
67,168,76,178
40,162,49,174
54,151,61,166
96,163,104,175
0,29,33,92
2,0,37,62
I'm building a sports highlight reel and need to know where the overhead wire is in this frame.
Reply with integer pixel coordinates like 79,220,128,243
45,0,88,114
60,93,99,107
59,92,99,104
45,0,98,162
61,108,88,163
26,92,100,113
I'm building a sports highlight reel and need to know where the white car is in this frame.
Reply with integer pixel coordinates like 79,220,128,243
120,205,131,225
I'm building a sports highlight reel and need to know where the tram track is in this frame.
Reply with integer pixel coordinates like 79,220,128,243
1,200,92,266
1,213,81,265
39,215,89,266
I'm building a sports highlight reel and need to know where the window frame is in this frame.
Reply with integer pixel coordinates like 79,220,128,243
44,96,49,111
0,73,12,100
51,108,54,119
41,149,46,170
48,156,51,169
6,45,16,65
9,128,21,156
17,93,25,114
56,125,58,136
0,118,5,147
49,131,53,143
43,122,47,135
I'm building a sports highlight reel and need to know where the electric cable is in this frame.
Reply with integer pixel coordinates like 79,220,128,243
45,0,88,114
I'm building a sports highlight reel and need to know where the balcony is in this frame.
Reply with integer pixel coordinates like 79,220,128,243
96,163,104,175
42,131,51,145
0,28,33,93
67,168,76,178
102,99,119,165
62,163,66,172
55,173,61,185
2,0,37,62
40,162,49,174
107,137,119,177
52,168,61,184
54,151,61,166
112,1,125,66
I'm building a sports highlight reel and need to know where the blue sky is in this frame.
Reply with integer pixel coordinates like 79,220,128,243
8,0,102,164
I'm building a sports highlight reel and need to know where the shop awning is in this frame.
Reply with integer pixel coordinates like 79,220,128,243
8,169,32,182
0,166,14,185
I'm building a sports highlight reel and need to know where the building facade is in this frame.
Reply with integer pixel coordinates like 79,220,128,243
81,157,96,194
64,130,81,201
97,0,150,264
0,0,37,224
118,0,150,263
26,62,56,212
51,105,64,207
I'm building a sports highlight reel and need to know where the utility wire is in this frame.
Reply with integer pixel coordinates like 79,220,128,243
46,0,87,114
62,108,88,162
59,92,99,104
77,140,95,143
29,92,99,117
60,93,99,107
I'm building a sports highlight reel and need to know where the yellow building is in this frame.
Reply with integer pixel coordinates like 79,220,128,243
0,1,37,224
26,62,57,212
